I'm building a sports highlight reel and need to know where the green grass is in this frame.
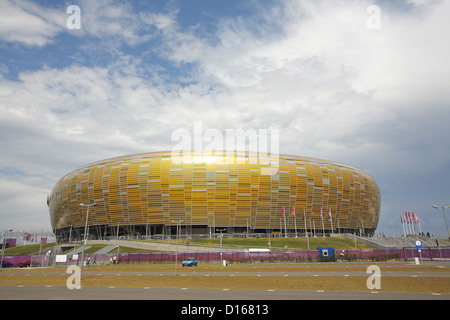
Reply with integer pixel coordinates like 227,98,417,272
151,236,375,250
0,243,55,256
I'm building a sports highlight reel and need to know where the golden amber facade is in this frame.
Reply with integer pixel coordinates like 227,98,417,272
49,151,380,237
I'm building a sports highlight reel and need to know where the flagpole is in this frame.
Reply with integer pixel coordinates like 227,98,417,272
405,213,409,235
320,207,325,237
414,213,420,235
409,212,413,235
312,207,316,237
292,207,298,238
337,217,340,234
284,216,287,238
401,212,406,237
407,212,412,235
407,212,410,235
303,207,310,251
417,213,422,234
328,207,334,234
313,219,316,237
280,218,282,238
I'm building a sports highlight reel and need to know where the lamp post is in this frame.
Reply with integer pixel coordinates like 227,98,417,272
171,220,184,272
432,205,450,240
79,203,97,278
216,228,226,267
0,229,13,272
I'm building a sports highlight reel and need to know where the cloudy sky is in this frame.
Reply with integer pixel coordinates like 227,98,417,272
0,0,449,237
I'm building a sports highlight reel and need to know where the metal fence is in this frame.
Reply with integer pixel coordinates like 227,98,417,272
2,247,449,268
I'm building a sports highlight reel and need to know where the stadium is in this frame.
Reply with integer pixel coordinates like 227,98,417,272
48,151,380,240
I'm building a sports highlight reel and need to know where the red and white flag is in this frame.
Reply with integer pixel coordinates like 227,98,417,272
281,206,285,221
291,207,295,219
327,207,332,221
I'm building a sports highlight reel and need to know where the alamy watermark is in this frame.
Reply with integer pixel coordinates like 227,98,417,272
66,265,81,289
366,265,381,290
170,121,280,175
367,5,381,30
66,5,81,30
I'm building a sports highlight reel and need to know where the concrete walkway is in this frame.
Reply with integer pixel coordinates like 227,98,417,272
86,240,235,253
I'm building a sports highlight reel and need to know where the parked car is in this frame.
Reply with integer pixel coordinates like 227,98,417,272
18,260,30,268
1,261,13,268
182,257,198,267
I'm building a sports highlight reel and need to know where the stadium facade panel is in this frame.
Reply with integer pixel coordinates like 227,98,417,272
48,151,380,239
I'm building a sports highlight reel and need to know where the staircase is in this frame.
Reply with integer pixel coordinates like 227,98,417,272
336,233,450,249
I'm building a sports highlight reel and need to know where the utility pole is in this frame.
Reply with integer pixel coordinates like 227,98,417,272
79,203,97,279
171,220,184,272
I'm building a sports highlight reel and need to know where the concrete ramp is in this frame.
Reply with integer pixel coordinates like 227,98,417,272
65,246,91,255
93,245,118,254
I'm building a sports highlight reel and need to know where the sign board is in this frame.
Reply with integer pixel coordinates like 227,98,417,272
56,255,67,263
415,240,423,250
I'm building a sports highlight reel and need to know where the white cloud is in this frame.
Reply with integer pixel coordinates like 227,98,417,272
0,0,449,232
0,0,66,46
76,0,153,46
0,0,165,48
0,175,50,230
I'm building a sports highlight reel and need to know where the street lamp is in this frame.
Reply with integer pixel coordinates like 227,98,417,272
0,229,13,272
432,205,450,240
216,228,226,267
79,203,97,278
171,220,184,272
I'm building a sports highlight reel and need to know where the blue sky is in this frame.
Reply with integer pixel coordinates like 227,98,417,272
0,0,449,237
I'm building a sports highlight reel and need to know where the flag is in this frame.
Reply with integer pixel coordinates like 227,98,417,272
327,207,332,221
413,212,419,224
320,207,323,220
281,206,285,221
291,207,295,219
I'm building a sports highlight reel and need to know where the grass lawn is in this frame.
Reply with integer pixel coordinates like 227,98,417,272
1,243,56,256
151,236,375,250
